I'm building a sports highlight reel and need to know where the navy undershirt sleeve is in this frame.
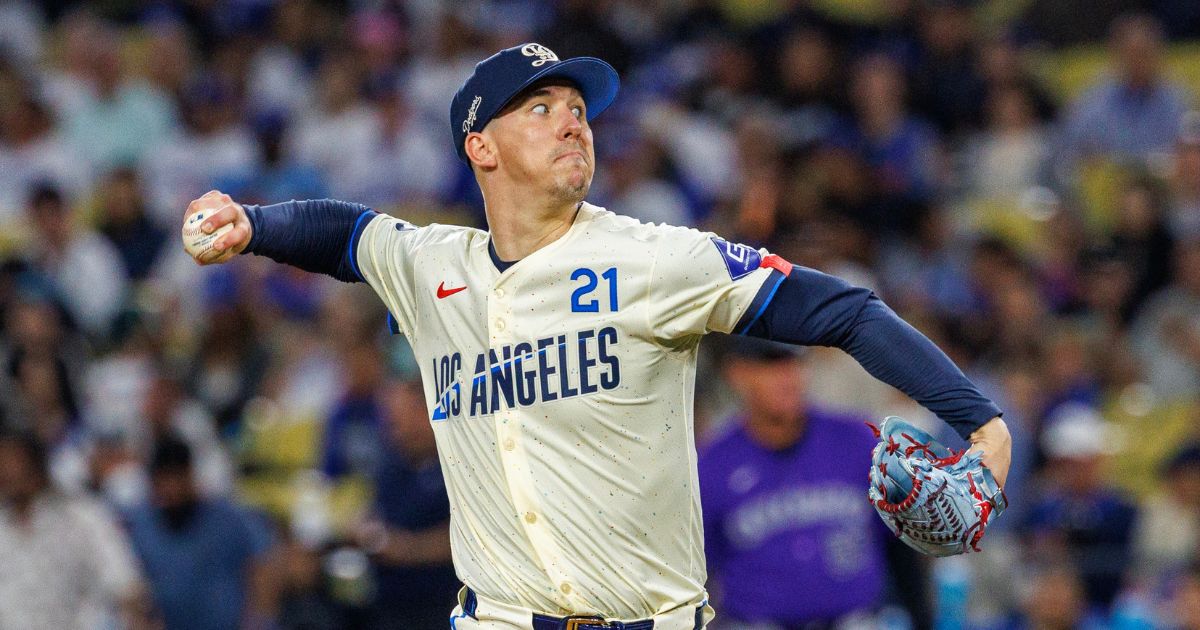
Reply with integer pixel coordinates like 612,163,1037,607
241,199,378,283
741,267,1002,439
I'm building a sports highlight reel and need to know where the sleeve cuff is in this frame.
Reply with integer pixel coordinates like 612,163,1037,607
346,210,379,281
241,204,262,254
734,269,787,335
951,404,1004,440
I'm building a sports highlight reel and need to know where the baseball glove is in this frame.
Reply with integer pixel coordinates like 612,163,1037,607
867,416,1007,557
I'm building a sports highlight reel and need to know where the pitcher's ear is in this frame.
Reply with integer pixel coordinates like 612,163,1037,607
465,132,497,170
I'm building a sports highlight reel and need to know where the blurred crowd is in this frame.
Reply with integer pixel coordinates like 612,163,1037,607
1,0,1199,629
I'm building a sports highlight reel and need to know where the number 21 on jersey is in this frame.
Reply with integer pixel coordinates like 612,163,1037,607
571,267,618,313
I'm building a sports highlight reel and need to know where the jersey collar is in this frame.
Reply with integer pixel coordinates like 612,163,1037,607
484,201,589,274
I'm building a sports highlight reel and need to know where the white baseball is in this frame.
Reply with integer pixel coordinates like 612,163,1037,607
182,210,234,259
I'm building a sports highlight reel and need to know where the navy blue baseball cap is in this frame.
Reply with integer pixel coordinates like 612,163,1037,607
450,43,620,164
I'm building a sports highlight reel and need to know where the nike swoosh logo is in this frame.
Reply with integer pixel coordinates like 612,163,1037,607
436,282,467,299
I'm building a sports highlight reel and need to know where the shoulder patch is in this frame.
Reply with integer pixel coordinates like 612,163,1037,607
709,237,762,280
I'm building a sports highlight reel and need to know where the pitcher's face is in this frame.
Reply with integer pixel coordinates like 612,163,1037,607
487,82,594,205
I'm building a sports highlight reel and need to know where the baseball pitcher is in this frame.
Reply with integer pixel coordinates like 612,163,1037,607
182,43,1012,630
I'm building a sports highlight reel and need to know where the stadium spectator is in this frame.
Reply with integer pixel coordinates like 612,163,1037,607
275,528,344,629
331,83,457,209
243,0,321,118
394,13,484,128
24,184,128,338
982,253,1051,364
876,206,975,317
4,295,92,494
1008,563,1109,630
95,167,169,281
52,14,178,173
216,109,329,206
321,341,387,479
1037,326,1103,429
356,376,457,629
184,299,269,431
910,0,986,136
0,87,92,221
291,52,378,195
1132,442,1200,585
1168,112,1200,239
964,84,1055,200
1107,177,1177,310
1075,246,1139,334
976,34,1058,125
538,0,635,75
727,113,789,244
825,53,943,236
771,26,841,149
141,20,197,99
1062,13,1193,166
596,136,692,227
140,74,257,226
1025,404,1139,610
1037,200,1091,312
0,428,150,630
1130,235,1200,400
123,436,279,630
141,372,234,499
699,338,912,629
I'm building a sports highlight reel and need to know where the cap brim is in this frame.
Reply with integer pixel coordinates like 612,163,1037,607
504,57,620,123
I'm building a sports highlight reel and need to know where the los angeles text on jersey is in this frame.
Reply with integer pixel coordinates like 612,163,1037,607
429,327,621,420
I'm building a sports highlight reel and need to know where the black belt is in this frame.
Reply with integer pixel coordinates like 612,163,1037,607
531,614,654,630
463,588,705,630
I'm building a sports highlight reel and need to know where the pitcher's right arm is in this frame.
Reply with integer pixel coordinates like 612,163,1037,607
182,190,379,282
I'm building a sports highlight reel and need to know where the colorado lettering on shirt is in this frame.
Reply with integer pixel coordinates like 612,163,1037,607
727,484,867,549
430,326,621,420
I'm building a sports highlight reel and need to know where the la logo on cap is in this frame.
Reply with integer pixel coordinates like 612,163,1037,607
521,43,558,66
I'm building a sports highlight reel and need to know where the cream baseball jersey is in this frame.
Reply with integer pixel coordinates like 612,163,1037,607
351,202,790,622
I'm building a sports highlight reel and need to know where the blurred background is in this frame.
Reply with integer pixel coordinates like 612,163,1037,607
0,0,1198,628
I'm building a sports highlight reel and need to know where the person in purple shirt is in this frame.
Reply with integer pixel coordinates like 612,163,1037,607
700,338,901,629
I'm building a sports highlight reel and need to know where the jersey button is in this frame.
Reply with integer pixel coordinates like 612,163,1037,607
494,287,505,298
503,438,515,451
524,511,537,524
559,582,572,595
495,318,506,331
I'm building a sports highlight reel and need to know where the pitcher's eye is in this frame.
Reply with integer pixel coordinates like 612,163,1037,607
532,104,548,114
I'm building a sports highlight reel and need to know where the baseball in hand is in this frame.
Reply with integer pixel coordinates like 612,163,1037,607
182,210,234,259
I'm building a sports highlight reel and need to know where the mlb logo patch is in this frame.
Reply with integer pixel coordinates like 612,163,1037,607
710,237,762,280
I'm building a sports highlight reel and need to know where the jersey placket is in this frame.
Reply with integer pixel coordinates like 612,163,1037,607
487,272,585,610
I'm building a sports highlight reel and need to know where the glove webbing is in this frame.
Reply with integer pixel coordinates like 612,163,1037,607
867,421,1000,553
